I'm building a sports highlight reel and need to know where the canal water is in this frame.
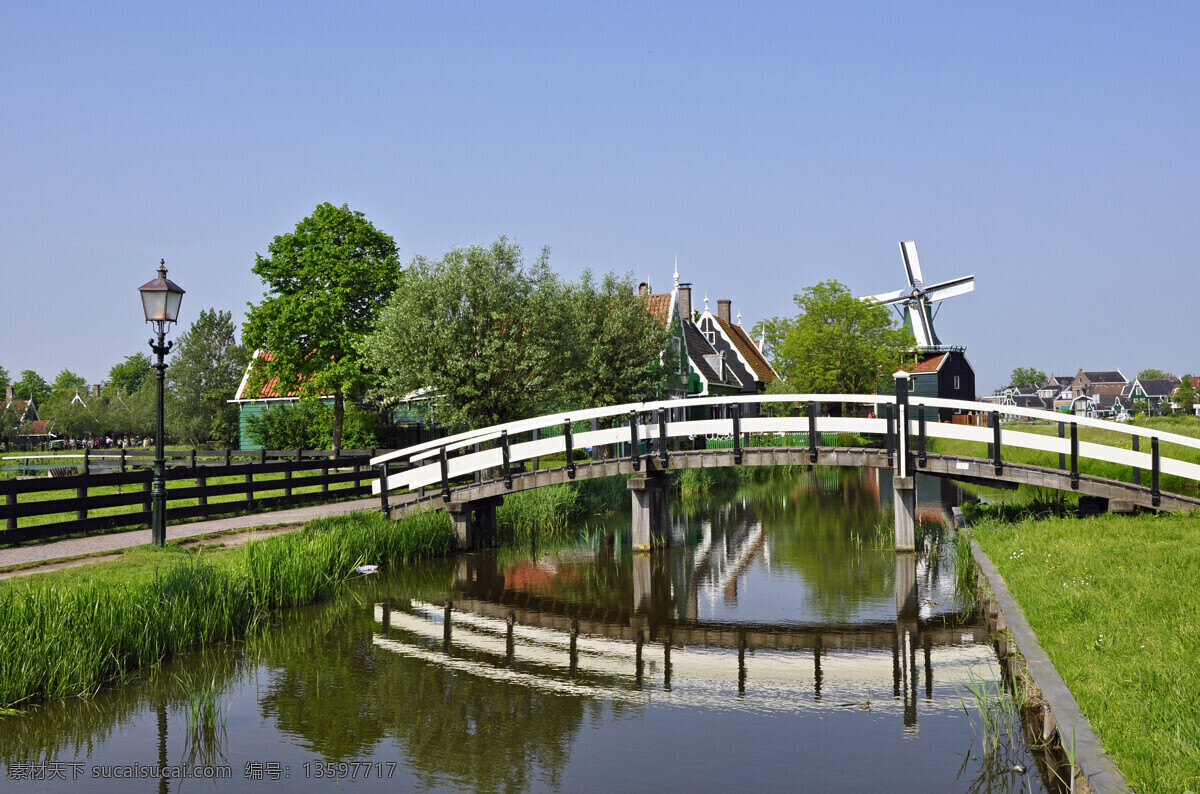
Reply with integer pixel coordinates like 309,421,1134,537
1,469,1051,792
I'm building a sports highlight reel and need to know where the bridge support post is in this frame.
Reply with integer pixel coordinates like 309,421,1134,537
447,495,504,550
893,476,916,552
628,472,674,551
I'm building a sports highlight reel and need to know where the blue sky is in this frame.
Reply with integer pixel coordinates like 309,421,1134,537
3,1,1197,394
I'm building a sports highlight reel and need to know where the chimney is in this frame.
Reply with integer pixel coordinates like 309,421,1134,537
638,282,649,297
678,283,692,319
717,299,732,324
93,384,101,398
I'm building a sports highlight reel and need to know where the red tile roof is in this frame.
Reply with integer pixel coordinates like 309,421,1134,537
236,351,323,401
899,353,947,374
642,293,673,326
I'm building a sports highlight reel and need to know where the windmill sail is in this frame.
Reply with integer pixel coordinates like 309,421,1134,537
857,240,974,350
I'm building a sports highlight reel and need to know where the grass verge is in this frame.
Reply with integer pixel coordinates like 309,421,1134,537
0,509,454,711
972,510,1200,792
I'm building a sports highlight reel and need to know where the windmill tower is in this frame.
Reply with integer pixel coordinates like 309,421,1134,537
860,240,975,350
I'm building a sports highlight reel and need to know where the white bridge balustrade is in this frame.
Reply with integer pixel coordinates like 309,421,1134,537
370,391,1200,551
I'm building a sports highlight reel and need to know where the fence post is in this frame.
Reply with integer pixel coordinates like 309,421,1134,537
121,448,127,474
732,403,742,465
658,409,669,468
143,474,152,522
986,412,994,461
564,419,576,479
5,492,15,531
473,442,482,484
1151,437,1160,507
245,452,254,504
284,455,293,498
225,449,231,467
440,446,451,502
190,449,196,469
918,406,927,468
630,411,640,471
378,462,390,515
1132,435,1141,486
532,428,539,472
321,451,330,493
1058,422,1065,470
1070,423,1079,489
808,401,818,463
501,430,512,489
885,404,895,468
76,468,87,521
991,410,1002,475
83,447,90,475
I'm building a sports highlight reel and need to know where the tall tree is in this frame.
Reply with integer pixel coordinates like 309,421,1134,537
559,271,676,409
243,203,399,452
13,370,49,405
1175,375,1197,415
167,308,250,447
0,364,9,392
106,354,153,396
363,238,563,431
1137,368,1175,381
1009,367,1048,388
772,280,906,399
49,369,88,401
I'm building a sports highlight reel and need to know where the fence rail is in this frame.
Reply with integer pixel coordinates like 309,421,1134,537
0,449,395,545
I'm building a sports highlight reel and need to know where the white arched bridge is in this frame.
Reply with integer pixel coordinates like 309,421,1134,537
370,382,1200,552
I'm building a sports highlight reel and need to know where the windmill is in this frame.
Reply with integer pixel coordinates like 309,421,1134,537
860,240,975,350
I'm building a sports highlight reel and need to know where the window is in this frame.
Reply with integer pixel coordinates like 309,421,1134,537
953,376,960,390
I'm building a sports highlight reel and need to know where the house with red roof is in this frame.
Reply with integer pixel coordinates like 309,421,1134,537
895,349,976,422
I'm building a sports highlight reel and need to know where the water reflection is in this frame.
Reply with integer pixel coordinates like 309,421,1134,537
1,469,1048,793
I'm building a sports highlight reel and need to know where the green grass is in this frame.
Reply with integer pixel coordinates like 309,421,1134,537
0,509,454,710
972,511,1200,792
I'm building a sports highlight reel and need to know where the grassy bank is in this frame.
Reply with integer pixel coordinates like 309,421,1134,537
971,511,1200,792
0,509,454,711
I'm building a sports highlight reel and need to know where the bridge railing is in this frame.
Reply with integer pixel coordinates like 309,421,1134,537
370,394,1200,502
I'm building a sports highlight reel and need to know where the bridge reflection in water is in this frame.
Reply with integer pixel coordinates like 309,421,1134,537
374,483,989,734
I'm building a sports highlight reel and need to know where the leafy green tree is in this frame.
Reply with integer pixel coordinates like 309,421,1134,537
1009,367,1048,388
105,354,153,396
13,370,49,405
0,401,19,451
0,365,9,392
1137,368,1175,381
1175,375,1197,415
166,308,249,447
773,280,906,400
559,271,676,408
749,315,794,367
243,203,399,453
49,369,88,401
363,238,570,431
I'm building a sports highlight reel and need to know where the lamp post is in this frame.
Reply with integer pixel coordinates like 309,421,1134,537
138,260,185,547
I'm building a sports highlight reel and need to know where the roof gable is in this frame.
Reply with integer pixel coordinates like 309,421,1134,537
714,317,778,383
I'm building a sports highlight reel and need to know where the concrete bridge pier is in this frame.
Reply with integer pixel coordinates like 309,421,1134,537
893,476,916,552
629,473,674,552
447,495,504,550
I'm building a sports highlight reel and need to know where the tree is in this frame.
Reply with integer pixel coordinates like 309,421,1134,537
1137,368,1175,381
12,370,50,405
243,203,399,453
1009,367,1048,388
0,401,19,450
166,308,249,447
363,238,564,431
1176,375,1197,415
0,364,9,392
106,354,153,396
49,369,88,401
558,271,676,409
772,280,907,400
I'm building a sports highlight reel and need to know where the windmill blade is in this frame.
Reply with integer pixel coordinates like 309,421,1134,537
859,288,908,304
909,300,936,347
923,275,975,302
899,240,924,288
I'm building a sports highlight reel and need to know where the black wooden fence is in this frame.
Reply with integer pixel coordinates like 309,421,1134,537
0,449,398,545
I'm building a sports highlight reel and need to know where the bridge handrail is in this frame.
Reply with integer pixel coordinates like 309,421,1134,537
372,392,1200,470
370,394,883,467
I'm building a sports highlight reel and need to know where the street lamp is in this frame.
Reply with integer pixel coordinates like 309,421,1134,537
138,260,185,546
